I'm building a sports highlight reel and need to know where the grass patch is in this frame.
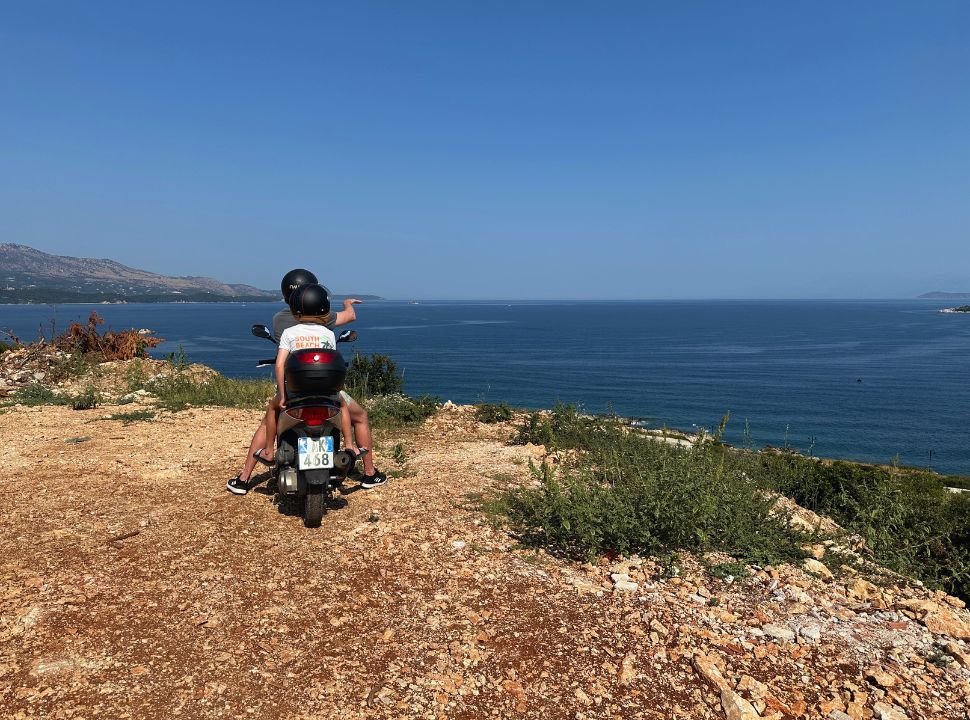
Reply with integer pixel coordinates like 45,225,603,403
365,393,440,428
10,383,70,406
489,471,518,485
4,383,102,411
474,402,514,424
150,372,274,411
101,409,155,425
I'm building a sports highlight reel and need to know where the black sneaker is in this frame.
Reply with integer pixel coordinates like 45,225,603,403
226,475,249,495
360,471,387,489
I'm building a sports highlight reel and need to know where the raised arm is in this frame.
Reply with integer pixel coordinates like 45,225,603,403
334,298,362,327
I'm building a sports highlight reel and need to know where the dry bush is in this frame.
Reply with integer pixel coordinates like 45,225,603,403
53,312,164,361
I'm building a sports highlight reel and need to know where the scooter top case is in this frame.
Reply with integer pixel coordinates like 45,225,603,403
284,348,347,397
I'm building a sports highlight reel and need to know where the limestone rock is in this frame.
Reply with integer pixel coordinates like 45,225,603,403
873,701,908,720
721,686,761,720
803,558,834,580
762,623,796,643
618,652,636,686
865,666,897,688
611,573,638,592
846,578,878,602
943,641,970,668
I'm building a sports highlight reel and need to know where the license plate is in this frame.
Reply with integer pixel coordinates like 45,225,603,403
297,436,334,470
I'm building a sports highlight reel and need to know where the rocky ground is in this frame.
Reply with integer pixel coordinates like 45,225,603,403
1,361,969,719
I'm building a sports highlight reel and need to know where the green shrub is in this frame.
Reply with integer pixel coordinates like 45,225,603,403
496,410,970,602
753,453,970,601
512,411,556,446
124,360,152,393
501,422,807,565
346,352,404,397
365,393,439,428
474,401,514,424
941,474,970,491
511,403,605,448
165,345,188,369
151,372,273,411
0,341,15,354
71,386,100,410
49,351,94,383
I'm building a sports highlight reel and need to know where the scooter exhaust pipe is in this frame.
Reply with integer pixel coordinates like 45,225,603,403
333,449,355,473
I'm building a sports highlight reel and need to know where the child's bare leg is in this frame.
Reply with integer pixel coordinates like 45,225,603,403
262,398,281,459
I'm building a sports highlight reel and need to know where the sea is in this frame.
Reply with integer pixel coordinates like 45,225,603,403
2,299,968,475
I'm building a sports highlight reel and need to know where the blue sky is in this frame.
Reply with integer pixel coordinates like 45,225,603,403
1,1,968,299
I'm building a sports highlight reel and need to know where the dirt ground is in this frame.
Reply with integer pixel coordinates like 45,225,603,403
1,402,969,720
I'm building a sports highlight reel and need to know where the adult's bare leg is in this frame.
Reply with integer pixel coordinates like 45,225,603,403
238,418,267,483
347,400,377,476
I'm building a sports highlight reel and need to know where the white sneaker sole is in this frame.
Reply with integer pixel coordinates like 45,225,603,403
226,482,248,495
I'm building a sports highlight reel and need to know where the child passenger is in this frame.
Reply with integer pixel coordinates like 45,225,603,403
261,283,354,462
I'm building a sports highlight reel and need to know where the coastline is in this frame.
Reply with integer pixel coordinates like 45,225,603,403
2,298,968,475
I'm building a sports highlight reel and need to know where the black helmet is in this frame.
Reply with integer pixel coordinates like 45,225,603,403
289,283,330,317
280,268,318,302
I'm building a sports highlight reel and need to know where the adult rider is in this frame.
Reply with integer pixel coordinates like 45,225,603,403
226,268,387,494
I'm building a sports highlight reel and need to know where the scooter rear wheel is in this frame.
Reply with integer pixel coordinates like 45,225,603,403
304,484,326,528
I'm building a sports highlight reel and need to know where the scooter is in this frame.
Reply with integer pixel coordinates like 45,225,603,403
251,324,361,527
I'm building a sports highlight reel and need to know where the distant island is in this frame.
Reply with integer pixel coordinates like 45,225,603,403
0,244,381,304
919,291,970,299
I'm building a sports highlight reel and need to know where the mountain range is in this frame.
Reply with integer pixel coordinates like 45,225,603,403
0,244,379,303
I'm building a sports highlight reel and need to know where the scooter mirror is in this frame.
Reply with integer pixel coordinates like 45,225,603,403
337,330,358,344
251,324,274,340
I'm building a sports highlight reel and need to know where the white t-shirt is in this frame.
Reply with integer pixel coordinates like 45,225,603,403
279,323,336,353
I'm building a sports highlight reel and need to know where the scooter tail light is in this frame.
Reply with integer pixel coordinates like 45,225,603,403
297,351,337,364
286,406,341,426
